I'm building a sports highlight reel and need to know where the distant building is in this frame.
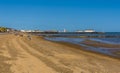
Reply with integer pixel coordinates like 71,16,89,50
84,29,95,32
76,30,84,32
20,30,26,32
63,29,67,32
20,30,34,32
7,29,10,32
34,30,43,32
21,30,31,32
6,28,17,32
44,30,58,32
20,30,43,32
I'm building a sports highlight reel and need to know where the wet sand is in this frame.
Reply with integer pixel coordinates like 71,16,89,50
81,39,120,48
0,34,120,73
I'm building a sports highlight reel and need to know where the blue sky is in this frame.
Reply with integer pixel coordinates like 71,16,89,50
0,0,120,32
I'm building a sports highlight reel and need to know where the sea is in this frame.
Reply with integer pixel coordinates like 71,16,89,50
37,32,120,37
41,32,120,58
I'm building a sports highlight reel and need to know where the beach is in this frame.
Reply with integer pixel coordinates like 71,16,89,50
0,34,120,73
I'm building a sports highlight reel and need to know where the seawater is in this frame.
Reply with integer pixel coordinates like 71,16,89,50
45,37,120,58
38,32,120,37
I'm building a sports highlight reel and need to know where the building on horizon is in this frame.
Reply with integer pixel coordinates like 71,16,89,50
20,30,43,32
84,29,95,32
75,30,84,32
63,29,67,32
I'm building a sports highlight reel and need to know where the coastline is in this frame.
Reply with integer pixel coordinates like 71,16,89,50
51,40,120,60
0,34,120,73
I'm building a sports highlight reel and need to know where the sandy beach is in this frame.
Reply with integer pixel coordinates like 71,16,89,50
0,34,120,73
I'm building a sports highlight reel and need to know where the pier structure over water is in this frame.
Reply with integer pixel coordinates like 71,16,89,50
27,32,120,38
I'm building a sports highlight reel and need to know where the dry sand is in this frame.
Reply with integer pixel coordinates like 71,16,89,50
0,34,120,73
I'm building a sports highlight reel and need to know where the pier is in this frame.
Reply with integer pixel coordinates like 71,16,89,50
27,32,120,38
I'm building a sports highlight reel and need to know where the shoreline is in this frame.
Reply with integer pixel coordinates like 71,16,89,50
45,38,120,60
0,34,120,73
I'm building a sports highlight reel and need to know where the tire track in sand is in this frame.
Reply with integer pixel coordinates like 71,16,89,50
16,37,73,73
0,35,13,73
11,37,57,73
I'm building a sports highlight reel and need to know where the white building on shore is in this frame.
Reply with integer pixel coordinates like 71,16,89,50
76,30,84,32
20,30,43,32
84,29,95,32
63,29,67,32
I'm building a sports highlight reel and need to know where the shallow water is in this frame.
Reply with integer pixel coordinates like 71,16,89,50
90,38,120,44
45,37,120,58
